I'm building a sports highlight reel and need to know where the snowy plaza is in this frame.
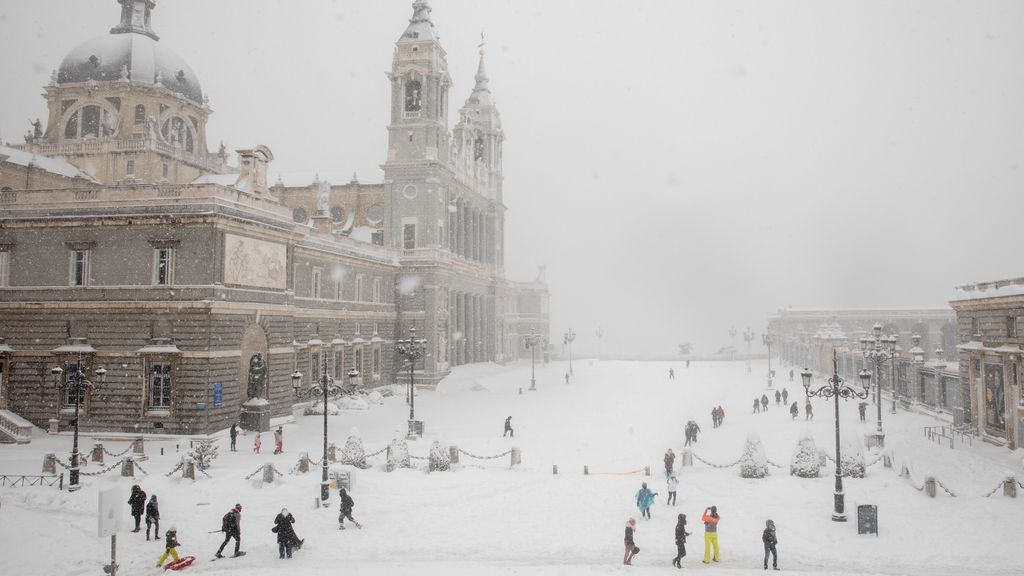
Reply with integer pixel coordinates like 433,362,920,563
1,359,1021,575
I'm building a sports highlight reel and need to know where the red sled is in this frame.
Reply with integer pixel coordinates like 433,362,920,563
164,556,195,571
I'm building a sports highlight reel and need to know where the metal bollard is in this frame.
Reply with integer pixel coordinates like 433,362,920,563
160,448,164,456
1003,477,1017,498
552,464,558,475
298,452,310,473
644,466,650,477
133,436,145,456
121,457,135,478
327,443,338,462
924,476,936,498
449,445,459,465
510,447,521,467
900,463,910,478
42,453,57,474
183,459,196,480
883,454,892,469
91,443,104,464
262,463,275,484
681,450,693,467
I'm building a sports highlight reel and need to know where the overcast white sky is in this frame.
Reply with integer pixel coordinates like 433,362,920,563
2,1,1023,356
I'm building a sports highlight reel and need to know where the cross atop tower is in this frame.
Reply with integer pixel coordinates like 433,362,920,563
110,0,159,41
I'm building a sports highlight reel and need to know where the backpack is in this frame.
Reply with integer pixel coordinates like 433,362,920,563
222,512,234,531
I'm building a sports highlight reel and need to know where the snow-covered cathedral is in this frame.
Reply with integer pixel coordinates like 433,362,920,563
0,0,549,435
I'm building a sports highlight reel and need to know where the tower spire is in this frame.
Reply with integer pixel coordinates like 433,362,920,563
468,52,492,106
110,0,159,41
400,0,436,42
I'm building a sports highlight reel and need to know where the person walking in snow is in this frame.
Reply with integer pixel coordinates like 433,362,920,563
689,420,701,444
805,400,814,420
145,494,160,540
623,518,639,565
667,475,679,506
790,401,799,420
338,487,362,529
686,360,691,369
774,390,781,405
760,394,769,412
229,422,238,452
273,426,283,454
701,505,721,564
273,508,299,559
636,482,657,520
753,397,761,414
215,504,243,558
664,449,676,481
565,372,570,384
669,367,675,379
253,432,262,454
156,526,181,568
128,484,146,533
789,369,794,382
858,402,868,422
782,388,789,405
762,519,778,570
672,513,691,568
503,416,514,438
710,407,718,428
717,406,725,427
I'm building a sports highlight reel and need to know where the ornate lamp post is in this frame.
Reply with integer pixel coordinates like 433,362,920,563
563,329,576,376
595,326,604,361
743,327,754,373
292,355,345,506
762,332,775,387
801,350,871,522
859,323,897,448
51,353,107,491
396,327,427,439
524,332,543,390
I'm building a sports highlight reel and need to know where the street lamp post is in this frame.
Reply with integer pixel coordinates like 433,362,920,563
859,323,897,448
524,333,543,390
563,329,576,376
396,328,427,439
291,355,346,506
801,350,871,522
51,354,107,492
729,326,737,361
743,328,754,373
762,332,775,387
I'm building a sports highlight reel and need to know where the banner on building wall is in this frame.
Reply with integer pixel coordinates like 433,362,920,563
223,234,287,289
213,383,223,408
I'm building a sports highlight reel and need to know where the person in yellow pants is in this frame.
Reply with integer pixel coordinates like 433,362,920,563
157,526,181,568
701,506,721,563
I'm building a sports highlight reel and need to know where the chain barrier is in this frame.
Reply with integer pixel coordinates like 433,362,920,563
984,483,1004,498
133,461,149,476
764,458,786,469
271,466,284,477
865,454,884,467
935,479,957,497
365,447,387,458
244,466,264,480
79,460,123,477
457,448,512,460
165,461,184,477
103,445,134,458
198,467,212,478
691,453,741,468
409,455,429,460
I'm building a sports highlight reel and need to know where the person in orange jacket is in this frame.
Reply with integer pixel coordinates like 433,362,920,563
701,505,720,563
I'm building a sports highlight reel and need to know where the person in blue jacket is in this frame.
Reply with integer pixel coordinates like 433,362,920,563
635,482,657,519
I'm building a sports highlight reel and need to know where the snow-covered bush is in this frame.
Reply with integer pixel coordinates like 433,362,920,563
790,434,820,478
428,440,451,472
188,439,218,471
305,401,340,416
386,437,411,472
340,428,370,469
337,395,369,410
739,433,769,479
378,386,395,397
840,443,866,478
365,390,384,405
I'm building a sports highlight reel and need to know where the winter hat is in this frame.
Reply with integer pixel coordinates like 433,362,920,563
281,508,288,514
766,519,775,530
168,525,177,532
710,505,718,516
642,482,647,488
628,518,636,525
233,504,242,512
150,495,157,501
677,513,686,522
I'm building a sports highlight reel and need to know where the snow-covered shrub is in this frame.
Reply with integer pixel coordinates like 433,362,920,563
378,386,395,397
469,382,488,392
305,401,340,416
428,440,450,472
365,390,384,405
840,443,866,478
386,437,411,472
340,429,370,469
790,434,820,478
188,439,218,471
739,433,769,479
337,395,369,410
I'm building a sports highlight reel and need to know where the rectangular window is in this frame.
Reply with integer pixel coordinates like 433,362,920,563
335,276,343,300
333,350,343,379
147,362,172,409
354,322,361,335
403,223,416,250
0,251,8,287
971,317,980,337
153,248,172,285
373,347,381,375
126,159,135,176
372,278,381,303
70,250,89,287
355,275,365,301
312,268,322,299
310,350,321,383
1008,317,1017,338
161,163,169,180
355,347,364,375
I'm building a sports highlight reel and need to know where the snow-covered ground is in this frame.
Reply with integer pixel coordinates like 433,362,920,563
1,359,1021,575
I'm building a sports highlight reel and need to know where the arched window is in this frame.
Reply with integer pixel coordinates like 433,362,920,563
64,111,79,139
81,105,101,138
65,105,116,139
134,104,146,124
161,117,192,151
405,80,422,112
474,137,485,161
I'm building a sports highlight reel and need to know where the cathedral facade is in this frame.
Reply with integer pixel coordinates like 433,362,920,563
0,0,549,436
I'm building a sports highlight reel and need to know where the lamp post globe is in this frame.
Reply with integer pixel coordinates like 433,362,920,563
51,353,106,492
293,355,344,506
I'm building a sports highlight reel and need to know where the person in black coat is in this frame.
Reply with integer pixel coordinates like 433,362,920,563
672,513,691,569
215,504,243,558
273,508,298,559
762,519,778,570
503,416,514,438
145,494,160,540
128,485,146,532
338,488,362,529
229,423,238,452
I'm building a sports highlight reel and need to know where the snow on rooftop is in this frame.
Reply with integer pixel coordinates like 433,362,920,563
191,173,239,186
0,145,99,183
953,278,1024,301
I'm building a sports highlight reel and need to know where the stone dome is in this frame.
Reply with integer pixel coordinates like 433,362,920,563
56,1,203,104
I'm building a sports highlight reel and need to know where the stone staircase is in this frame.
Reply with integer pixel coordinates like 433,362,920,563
0,409,34,444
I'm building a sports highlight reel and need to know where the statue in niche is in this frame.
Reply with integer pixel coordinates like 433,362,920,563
31,118,43,140
317,180,331,215
247,352,268,400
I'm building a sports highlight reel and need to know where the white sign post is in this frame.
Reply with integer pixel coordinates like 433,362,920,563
98,487,122,575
